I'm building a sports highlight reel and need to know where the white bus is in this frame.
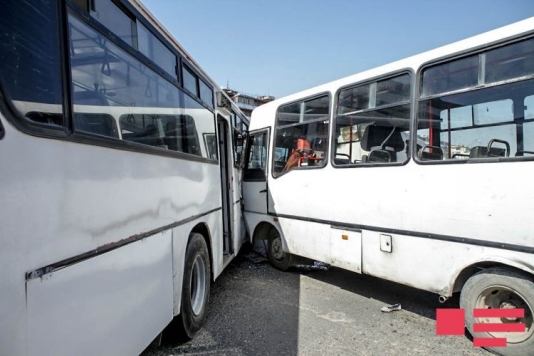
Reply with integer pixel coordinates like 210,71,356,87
243,17,534,355
0,1,249,355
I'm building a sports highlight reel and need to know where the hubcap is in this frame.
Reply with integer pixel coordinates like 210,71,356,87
190,254,206,316
271,235,284,261
474,285,533,344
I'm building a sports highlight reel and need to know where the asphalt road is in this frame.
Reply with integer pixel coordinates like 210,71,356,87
142,245,490,356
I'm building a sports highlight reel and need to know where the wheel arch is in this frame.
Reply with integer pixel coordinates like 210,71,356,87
251,221,287,250
190,222,213,281
450,257,534,296
252,221,275,241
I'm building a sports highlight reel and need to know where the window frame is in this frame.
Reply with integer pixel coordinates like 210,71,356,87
181,62,214,110
136,20,178,79
0,0,219,165
82,1,179,87
244,128,270,182
0,0,69,139
331,69,414,169
414,34,534,166
231,110,247,168
272,92,331,179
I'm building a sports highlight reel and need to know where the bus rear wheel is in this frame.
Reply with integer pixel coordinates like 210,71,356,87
267,228,293,271
165,233,211,342
460,267,534,356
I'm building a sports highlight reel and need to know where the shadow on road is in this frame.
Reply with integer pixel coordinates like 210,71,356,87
142,245,485,356
301,263,460,320
142,244,302,356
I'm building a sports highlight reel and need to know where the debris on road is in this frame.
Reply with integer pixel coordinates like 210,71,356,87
381,303,402,313
295,261,330,271
243,252,269,264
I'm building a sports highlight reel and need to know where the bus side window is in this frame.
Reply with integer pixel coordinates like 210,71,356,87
273,95,330,176
418,38,534,163
334,74,411,166
0,1,64,126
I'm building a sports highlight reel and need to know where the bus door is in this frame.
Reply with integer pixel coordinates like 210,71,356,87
243,129,269,216
217,116,233,256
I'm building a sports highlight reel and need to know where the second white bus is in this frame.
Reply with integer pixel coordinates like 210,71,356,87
243,17,534,355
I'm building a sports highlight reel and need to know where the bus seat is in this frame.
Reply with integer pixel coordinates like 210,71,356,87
361,125,404,152
368,149,392,162
334,153,350,165
470,139,510,158
470,146,506,158
418,145,444,161
361,125,403,163
334,158,350,165
420,150,443,160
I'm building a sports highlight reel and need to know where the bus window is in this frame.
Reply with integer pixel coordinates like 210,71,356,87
334,74,411,165
199,80,214,109
69,13,214,158
521,95,534,156
90,0,136,47
233,131,244,165
75,113,118,138
137,21,177,78
485,37,534,84
526,95,534,120
69,14,182,138
0,1,64,126
418,37,534,161
438,99,516,159
273,95,330,176
230,111,247,166
421,55,478,97
183,65,199,97
119,114,201,155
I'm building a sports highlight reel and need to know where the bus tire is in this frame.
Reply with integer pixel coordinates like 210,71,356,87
175,233,211,341
460,267,534,356
267,228,293,271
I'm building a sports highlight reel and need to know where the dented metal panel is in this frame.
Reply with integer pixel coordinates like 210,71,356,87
26,232,173,356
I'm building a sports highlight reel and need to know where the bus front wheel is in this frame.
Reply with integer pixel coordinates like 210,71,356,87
267,228,293,271
460,267,534,356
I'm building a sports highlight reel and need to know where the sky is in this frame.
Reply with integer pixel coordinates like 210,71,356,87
141,0,534,99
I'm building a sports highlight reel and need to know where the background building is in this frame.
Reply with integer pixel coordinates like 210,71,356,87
223,88,274,119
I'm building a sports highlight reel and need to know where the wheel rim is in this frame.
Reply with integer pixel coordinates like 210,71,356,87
271,235,284,261
190,254,206,316
474,285,534,343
